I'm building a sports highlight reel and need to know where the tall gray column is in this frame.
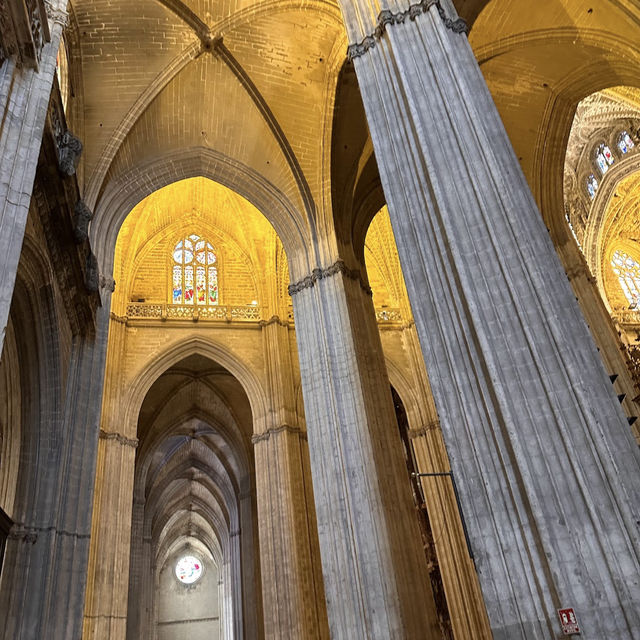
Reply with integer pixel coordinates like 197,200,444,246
290,259,441,639
0,301,111,639
344,1,640,637
0,1,67,353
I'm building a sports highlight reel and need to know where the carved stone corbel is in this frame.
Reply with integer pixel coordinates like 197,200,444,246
72,200,93,243
57,130,83,176
99,273,116,294
85,251,99,293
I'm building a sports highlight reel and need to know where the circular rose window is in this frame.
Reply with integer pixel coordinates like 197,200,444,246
175,555,203,584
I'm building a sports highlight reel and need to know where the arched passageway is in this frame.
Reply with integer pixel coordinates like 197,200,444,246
128,353,258,640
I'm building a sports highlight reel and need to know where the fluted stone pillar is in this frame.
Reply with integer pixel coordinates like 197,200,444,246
0,302,111,639
83,315,138,640
289,259,440,638
0,1,67,353
344,0,640,637
400,325,492,639
254,318,328,639
82,430,137,639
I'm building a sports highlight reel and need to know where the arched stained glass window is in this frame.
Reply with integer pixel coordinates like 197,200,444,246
596,144,615,175
611,250,640,308
172,234,218,305
617,131,635,155
586,174,598,200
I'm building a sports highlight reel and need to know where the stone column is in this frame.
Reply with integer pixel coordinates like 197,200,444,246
289,259,441,638
83,315,138,640
0,301,111,639
344,1,640,637
0,1,67,353
125,500,153,640
82,430,138,639
401,327,491,639
238,487,262,639
253,318,328,639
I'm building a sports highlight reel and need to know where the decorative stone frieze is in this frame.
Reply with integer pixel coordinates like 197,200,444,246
347,0,467,60
288,259,372,296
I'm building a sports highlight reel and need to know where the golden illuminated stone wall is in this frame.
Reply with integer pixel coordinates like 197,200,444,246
112,179,406,322
113,177,284,314
365,206,413,318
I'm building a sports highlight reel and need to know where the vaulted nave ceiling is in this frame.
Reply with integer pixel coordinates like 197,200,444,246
72,0,347,217
67,0,640,252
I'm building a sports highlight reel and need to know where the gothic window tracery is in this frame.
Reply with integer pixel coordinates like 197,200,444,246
595,144,615,175
611,250,640,308
587,174,598,199
172,234,218,305
617,131,635,154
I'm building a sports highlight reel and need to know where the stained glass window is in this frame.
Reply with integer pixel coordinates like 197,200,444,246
617,131,635,155
595,144,615,175
172,234,218,305
175,555,203,584
611,250,640,308
586,174,598,200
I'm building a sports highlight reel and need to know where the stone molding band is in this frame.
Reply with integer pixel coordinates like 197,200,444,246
252,424,307,443
347,0,468,60
99,429,139,448
288,259,372,296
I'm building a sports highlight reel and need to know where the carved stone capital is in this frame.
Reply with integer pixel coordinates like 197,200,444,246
99,429,138,449
251,424,306,443
8,526,38,544
258,315,289,328
288,259,372,297
347,0,467,60
44,0,68,26
99,273,116,293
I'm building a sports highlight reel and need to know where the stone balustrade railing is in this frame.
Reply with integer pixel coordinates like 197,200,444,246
612,309,640,326
125,303,404,325
126,303,262,322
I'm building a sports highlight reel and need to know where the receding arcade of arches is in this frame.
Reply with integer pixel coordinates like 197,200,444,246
129,353,257,639
81,170,492,639
2,0,640,638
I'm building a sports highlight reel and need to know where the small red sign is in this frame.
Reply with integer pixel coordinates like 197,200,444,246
558,608,580,635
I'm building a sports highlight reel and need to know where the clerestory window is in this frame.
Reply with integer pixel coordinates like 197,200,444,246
595,143,615,175
171,234,218,305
